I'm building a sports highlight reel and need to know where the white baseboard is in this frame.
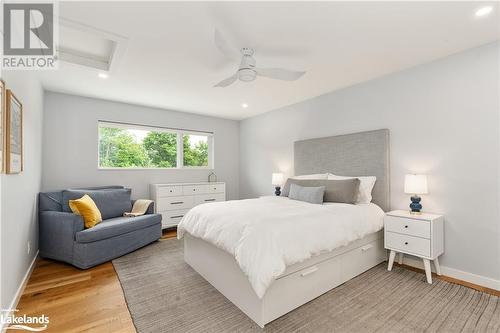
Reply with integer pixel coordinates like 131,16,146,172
401,256,500,291
1,251,39,333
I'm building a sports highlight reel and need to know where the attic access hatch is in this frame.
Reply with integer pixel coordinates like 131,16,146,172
57,18,128,72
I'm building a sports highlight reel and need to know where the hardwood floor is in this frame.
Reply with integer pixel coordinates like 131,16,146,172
14,229,499,332
14,229,176,333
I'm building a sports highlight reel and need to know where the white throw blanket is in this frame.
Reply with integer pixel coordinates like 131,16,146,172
177,196,384,298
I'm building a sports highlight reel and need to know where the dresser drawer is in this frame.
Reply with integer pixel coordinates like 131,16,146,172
157,196,194,211
157,185,183,197
161,209,189,228
385,215,430,239
385,232,430,257
183,185,208,195
208,183,225,194
194,193,225,206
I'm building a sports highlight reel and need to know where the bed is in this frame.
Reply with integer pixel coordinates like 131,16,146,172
178,129,390,328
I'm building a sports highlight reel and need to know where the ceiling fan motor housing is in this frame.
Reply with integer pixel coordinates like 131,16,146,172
238,68,256,82
238,49,257,82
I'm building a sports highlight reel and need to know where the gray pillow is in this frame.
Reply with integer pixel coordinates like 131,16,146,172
281,179,326,197
288,183,325,204
282,178,360,204
62,188,132,219
323,178,360,204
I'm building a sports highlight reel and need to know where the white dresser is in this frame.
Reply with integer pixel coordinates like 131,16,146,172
150,182,226,229
384,210,444,284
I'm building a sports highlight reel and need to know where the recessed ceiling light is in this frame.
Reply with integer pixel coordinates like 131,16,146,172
475,6,493,17
241,103,249,108
98,73,109,79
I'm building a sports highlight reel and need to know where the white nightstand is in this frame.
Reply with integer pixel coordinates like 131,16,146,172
384,210,444,284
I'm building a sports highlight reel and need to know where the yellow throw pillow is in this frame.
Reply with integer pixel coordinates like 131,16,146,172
69,194,102,229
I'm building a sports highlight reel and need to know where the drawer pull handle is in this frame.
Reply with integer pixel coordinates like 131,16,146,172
405,225,408,228
169,190,173,192
171,201,184,205
361,244,373,252
404,242,408,245
205,199,216,202
300,266,318,277
170,215,184,219
193,189,196,191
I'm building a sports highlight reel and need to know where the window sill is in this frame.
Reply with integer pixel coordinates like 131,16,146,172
98,167,214,171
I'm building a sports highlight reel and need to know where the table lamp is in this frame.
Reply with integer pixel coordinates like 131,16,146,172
272,173,284,196
404,174,428,214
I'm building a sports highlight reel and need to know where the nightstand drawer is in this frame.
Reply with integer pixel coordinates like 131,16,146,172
385,215,430,239
385,232,430,257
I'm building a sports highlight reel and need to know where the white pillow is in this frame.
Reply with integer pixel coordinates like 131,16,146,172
292,173,329,180
327,173,376,204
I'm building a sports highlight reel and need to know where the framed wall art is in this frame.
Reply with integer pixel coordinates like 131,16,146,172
0,80,5,173
6,89,23,174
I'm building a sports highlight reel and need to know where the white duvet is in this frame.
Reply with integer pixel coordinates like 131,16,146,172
177,196,384,299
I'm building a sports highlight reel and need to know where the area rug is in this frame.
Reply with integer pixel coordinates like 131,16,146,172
113,239,500,333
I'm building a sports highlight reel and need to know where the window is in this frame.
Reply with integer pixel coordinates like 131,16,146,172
183,134,209,167
98,121,213,169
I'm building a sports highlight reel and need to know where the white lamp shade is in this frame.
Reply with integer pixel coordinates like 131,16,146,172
272,173,284,186
404,174,428,194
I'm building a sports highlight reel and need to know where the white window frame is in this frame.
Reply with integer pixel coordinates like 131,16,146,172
97,121,214,170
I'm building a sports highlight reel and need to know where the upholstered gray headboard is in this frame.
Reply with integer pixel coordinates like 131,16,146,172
294,129,390,211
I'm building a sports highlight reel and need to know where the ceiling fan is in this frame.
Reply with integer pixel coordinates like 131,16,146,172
213,30,306,88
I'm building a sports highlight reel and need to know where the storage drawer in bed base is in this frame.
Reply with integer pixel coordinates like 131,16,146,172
183,232,385,328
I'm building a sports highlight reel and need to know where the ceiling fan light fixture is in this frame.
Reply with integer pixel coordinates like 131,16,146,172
213,29,306,88
238,68,256,82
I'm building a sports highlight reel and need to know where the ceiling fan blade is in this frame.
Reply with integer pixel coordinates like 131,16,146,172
214,29,239,59
256,68,305,81
214,73,238,87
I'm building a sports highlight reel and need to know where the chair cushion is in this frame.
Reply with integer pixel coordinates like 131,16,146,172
62,188,132,219
76,214,161,243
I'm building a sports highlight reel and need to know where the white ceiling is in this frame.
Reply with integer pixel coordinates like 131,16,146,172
38,1,499,120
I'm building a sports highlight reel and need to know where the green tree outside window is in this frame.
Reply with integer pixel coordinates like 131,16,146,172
99,125,210,168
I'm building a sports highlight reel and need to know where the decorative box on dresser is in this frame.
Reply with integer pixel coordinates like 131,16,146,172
384,210,444,284
150,182,226,229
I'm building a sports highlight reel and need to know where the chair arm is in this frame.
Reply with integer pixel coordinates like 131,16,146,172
39,211,84,259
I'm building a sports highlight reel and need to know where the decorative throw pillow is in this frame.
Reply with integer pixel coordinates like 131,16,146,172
323,178,360,204
69,194,103,228
288,183,325,204
327,174,376,204
281,178,327,197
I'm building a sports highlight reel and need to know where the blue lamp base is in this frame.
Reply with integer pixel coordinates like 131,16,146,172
409,195,422,214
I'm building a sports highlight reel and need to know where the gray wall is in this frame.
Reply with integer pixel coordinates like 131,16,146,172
240,42,500,281
42,92,239,200
0,72,44,309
